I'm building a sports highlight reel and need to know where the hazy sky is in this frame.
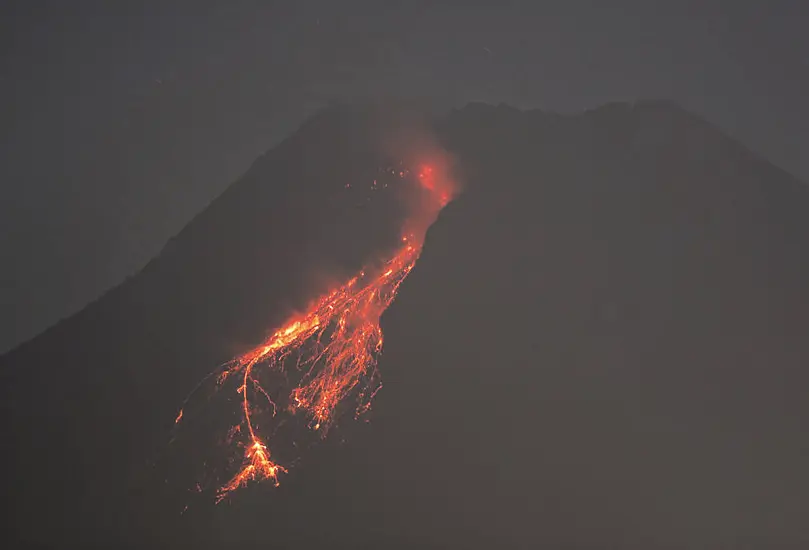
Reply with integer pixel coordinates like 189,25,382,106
1,0,807,353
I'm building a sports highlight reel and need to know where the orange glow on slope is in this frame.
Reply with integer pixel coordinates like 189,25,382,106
180,160,455,502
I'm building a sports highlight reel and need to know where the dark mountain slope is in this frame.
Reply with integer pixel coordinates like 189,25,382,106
369,100,809,548
3,100,809,549
0,102,433,546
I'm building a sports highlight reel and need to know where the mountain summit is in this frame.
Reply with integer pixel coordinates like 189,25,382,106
4,101,808,549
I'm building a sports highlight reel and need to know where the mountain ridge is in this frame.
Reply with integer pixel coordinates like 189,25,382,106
3,97,799,362
3,99,808,548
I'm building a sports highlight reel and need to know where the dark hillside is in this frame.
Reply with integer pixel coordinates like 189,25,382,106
3,100,808,549
371,101,809,547
0,103,426,546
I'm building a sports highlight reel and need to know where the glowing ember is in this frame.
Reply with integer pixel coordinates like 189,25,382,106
216,440,286,503
180,160,455,502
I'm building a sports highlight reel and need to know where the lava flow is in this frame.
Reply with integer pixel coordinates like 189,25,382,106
178,162,455,503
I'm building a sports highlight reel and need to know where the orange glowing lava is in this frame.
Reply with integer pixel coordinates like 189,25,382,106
180,160,455,502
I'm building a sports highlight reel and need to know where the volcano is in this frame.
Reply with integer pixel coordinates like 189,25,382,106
3,100,809,549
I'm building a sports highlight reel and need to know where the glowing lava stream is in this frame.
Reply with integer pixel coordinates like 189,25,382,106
191,164,454,502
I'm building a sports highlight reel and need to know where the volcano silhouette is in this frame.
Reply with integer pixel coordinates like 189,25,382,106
3,100,809,549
